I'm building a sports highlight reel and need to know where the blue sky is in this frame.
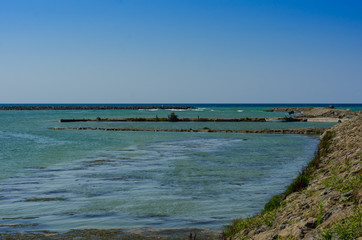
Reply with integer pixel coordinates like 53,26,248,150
1,0,361,103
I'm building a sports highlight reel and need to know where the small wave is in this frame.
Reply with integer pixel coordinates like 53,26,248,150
148,109,159,111
1,131,66,145
0,130,11,139
237,110,244,112
166,109,186,112
192,108,207,112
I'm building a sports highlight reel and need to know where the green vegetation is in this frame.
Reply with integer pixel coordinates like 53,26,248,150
128,117,148,121
316,203,324,226
223,209,278,238
320,206,362,240
323,172,362,204
319,131,335,156
168,112,179,122
284,174,309,197
283,130,334,198
263,194,283,213
223,130,336,239
306,106,314,111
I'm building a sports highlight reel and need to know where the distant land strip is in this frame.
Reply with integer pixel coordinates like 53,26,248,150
0,106,195,111
51,127,326,135
60,117,271,122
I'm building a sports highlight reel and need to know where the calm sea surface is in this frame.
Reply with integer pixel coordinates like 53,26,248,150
0,104,360,232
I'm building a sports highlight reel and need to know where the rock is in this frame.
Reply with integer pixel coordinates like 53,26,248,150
304,219,317,229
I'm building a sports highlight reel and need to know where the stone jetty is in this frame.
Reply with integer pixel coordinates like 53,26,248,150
51,127,326,135
59,117,270,122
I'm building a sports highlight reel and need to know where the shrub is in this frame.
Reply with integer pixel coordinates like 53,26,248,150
223,210,278,239
284,174,309,197
319,131,335,156
263,194,283,213
168,112,179,122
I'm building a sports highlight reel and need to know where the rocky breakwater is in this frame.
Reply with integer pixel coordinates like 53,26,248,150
52,127,326,135
224,113,361,239
59,117,268,122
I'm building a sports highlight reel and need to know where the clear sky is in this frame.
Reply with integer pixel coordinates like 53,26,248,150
1,0,361,103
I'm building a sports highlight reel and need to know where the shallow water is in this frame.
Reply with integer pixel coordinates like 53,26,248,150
0,104,353,232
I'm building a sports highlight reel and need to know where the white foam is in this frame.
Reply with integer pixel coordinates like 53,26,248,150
192,108,207,112
237,110,244,112
165,109,186,112
2,131,66,145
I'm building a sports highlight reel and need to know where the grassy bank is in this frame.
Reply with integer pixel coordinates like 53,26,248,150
223,114,361,240
223,130,335,239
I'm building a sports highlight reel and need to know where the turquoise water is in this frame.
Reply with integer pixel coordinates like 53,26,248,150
0,104,358,232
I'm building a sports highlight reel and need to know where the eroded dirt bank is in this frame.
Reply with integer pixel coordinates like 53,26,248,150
225,114,361,239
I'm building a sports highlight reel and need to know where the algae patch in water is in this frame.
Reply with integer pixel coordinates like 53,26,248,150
24,197,67,202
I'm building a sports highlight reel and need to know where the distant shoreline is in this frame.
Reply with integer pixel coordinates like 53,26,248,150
0,106,195,111
52,126,326,135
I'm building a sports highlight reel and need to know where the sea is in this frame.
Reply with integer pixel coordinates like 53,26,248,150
0,103,361,232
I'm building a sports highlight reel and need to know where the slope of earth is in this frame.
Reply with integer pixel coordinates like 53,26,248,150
225,114,361,240
266,107,360,119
